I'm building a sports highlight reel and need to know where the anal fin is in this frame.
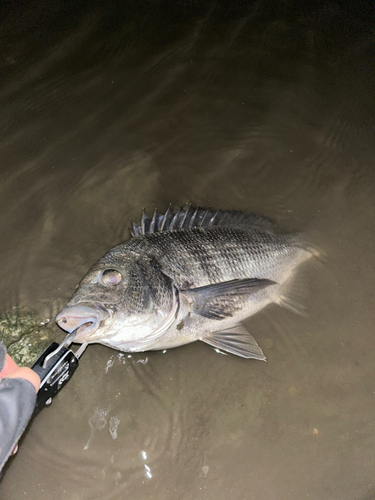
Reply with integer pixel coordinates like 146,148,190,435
276,268,309,317
201,324,266,361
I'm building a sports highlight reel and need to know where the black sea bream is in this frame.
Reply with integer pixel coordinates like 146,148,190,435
56,207,315,360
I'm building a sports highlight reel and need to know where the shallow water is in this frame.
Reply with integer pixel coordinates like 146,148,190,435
1,1,375,499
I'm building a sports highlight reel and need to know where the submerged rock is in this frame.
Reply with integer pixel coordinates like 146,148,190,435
0,308,55,367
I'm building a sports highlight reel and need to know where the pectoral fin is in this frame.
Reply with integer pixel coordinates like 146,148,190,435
201,324,266,360
184,278,276,320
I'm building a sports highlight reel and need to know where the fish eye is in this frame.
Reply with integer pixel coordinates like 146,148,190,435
101,269,122,286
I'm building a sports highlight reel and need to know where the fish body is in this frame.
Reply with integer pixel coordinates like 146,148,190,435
56,207,314,360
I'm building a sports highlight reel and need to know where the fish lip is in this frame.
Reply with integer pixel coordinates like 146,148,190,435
55,303,112,340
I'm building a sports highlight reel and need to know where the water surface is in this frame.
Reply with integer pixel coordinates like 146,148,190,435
1,2,375,499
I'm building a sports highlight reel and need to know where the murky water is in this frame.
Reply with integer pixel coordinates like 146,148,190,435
1,1,375,499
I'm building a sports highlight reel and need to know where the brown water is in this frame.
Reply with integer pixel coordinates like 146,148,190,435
1,1,375,499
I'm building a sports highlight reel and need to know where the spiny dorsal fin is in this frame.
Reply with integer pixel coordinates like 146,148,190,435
130,205,277,237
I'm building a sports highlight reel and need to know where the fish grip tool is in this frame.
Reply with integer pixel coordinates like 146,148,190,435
31,327,87,414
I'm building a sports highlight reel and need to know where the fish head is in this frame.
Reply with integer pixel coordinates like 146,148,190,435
56,252,177,351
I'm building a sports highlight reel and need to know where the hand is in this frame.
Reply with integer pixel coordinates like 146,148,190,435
0,354,40,392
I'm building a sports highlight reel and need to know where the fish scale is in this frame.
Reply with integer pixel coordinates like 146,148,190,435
131,227,298,288
56,207,316,360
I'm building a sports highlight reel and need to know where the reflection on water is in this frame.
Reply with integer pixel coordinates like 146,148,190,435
1,1,375,499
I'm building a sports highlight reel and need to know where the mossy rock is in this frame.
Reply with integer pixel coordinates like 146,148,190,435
0,308,56,367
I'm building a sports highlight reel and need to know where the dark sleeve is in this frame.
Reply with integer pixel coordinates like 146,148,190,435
0,342,37,471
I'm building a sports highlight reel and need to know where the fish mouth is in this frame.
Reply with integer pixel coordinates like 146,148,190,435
55,303,111,341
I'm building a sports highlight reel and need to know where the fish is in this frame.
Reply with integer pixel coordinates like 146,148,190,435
56,206,316,360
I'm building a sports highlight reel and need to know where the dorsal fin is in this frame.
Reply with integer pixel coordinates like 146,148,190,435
130,206,277,237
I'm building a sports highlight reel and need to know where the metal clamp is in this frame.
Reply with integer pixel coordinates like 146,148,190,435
31,327,88,414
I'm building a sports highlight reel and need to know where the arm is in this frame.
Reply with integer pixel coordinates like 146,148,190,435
0,342,40,471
